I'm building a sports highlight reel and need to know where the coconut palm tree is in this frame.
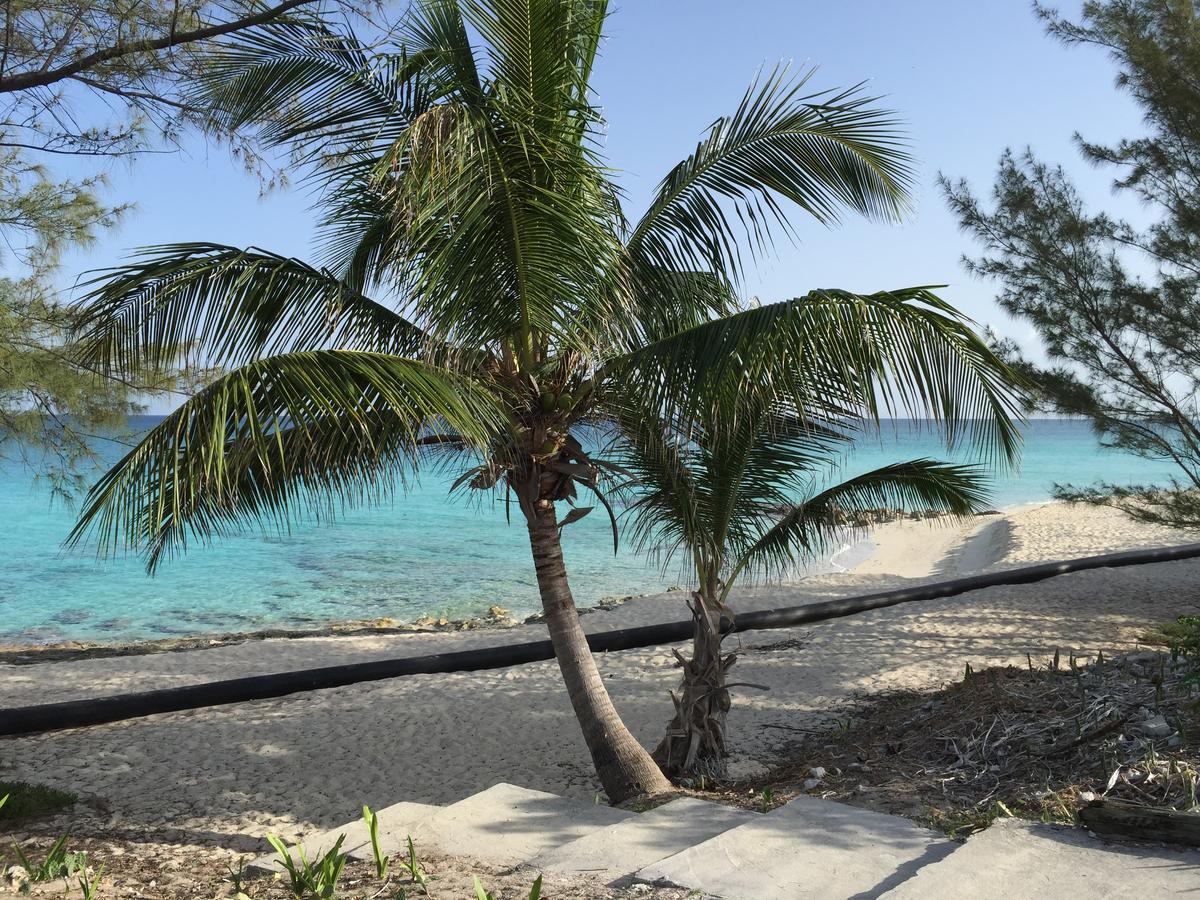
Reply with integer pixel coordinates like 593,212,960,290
617,393,995,778
68,0,1023,802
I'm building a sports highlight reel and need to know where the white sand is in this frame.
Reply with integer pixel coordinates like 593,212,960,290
2,502,1197,852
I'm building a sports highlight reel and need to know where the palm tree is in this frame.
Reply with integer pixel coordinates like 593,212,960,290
68,0,1023,802
617,392,996,778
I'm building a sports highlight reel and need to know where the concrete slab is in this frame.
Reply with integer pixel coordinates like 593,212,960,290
880,817,1200,898
635,795,955,900
408,782,634,867
531,797,758,883
247,800,439,875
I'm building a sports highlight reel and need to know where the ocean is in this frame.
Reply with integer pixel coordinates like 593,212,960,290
0,418,1179,645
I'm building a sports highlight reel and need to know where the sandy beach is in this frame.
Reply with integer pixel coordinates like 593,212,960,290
2,502,1198,853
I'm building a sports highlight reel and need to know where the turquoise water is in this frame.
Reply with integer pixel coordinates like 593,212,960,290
0,418,1180,644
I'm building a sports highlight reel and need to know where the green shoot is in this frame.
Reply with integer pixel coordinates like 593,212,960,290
399,836,430,892
528,874,543,900
473,875,494,900
760,788,774,812
266,832,346,899
11,833,87,883
226,856,249,897
362,805,388,878
78,864,104,900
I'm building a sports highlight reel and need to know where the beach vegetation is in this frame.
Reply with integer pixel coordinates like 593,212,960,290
620,387,993,777
266,832,347,899
0,780,77,821
0,0,375,493
362,804,388,878
946,0,1200,530
399,836,431,893
10,833,87,884
472,873,541,900
1147,616,1200,683
70,0,1023,801
76,864,104,900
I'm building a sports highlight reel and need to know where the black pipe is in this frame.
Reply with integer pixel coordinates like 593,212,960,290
4,540,1200,738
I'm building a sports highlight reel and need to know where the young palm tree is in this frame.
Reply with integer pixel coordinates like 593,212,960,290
617,395,995,778
68,0,1023,802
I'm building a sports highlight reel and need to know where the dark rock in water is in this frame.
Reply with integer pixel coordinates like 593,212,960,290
51,608,90,624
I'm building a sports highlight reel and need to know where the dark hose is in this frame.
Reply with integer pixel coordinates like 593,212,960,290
3,540,1199,737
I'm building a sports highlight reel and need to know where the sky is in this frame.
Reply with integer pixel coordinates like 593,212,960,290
55,1,1145,413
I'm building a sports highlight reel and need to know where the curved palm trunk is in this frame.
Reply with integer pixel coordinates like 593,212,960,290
525,501,673,803
652,591,735,780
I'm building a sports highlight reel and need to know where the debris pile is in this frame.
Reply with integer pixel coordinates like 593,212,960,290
755,650,1200,835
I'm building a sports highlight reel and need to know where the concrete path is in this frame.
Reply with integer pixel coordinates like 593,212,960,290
881,816,1200,899
247,782,1200,897
636,794,955,899
405,783,633,867
532,796,757,883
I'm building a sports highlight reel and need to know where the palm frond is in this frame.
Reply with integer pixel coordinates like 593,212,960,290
199,19,432,159
68,351,506,569
610,287,1026,466
734,459,990,583
628,67,911,282
74,243,428,375
613,394,855,581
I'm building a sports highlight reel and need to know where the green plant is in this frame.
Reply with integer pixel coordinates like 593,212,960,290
77,865,104,900
12,834,88,884
362,805,388,879
1154,616,1200,682
396,837,430,893
473,875,541,900
266,833,347,899
71,0,1023,805
621,400,998,777
947,0,1200,532
0,781,77,821
760,788,774,812
226,856,250,898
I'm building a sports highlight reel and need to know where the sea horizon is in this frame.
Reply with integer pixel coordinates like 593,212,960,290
0,416,1180,646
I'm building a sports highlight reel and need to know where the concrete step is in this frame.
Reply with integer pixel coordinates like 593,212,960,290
405,782,635,867
247,800,439,875
531,796,759,884
880,817,1200,898
635,795,955,900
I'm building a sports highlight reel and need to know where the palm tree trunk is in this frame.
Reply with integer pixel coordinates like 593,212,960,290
652,591,735,781
525,501,673,803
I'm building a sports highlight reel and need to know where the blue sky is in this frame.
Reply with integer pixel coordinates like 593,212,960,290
57,1,1141,412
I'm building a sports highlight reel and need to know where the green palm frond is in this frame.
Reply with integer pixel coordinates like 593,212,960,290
628,67,911,282
611,286,1025,466
371,1,623,350
463,0,605,129
380,92,622,352
68,351,506,569
196,19,441,292
733,459,990,585
74,243,427,374
614,394,855,577
199,19,432,158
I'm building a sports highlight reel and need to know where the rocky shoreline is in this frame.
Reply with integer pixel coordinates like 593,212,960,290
0,593,652,666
